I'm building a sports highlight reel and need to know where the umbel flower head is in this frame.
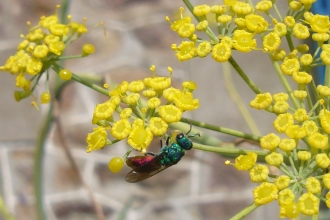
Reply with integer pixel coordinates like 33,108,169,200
0,5,94,109
86,65,199,153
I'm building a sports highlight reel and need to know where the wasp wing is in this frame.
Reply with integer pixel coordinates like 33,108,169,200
125,153,171,183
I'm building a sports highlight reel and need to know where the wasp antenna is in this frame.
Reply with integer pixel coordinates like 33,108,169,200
188,132,201,138
185,118,192,135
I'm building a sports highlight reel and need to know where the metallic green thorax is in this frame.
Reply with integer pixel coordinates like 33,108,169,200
159,132,194,166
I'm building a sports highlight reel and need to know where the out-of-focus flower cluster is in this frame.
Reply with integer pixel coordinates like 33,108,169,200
86,65,199,153
167,0,329,66
0,5,94,107
168,0,330,218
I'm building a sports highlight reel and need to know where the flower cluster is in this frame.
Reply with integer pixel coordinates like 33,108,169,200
0,5,94,108
86,65,199,153
167,0,330,218
167,0,329,67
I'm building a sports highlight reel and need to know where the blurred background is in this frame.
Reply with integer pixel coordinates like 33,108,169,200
0,0,306,219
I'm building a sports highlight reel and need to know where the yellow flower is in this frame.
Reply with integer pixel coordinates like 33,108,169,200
293,90,307,99
323,173,330,189
182,81,197,92
193,5,210,17
49,24,69,36
26,28,45,41
82,44,95,56
120,108,132,119
212,43,231,62
273,113,294,133
93,101,116,121
279,138,297,151
86,126,107,153
293,108,308,122
15,73,31,90
170,17,192,32
255,0,272,12
273,100,289,114
289,1,302,11
260,133,280,150
298,193,319,216
312,33,329,44
249,165,269,182
158,105,182,123
234,18,246,28
280,57,300,75
217,15,232,24
224,0,237,6
39,14,58,29
44,35,60,45
142,89,156,98
309,14,330,33
293,23,310,40
232,30,257,52
196,42,211,57
273,22,287,37
211,5,227,14
285,124,307,139
144,72,171,91
128,80,144,93
163,87,180,102
263,32,281,52
173,91,199,111
317,85,330,96
299,53,313,66
275,175,291,190
127,121,153,151
253,182,278,205
273,93,289,102
148,117,168,136
305,177,321,194
196,20,208,31
308,132,328,150
278,188,295,205
245,14,268,33
26,59,43,75
265,152,283,167
232,152,257,170
147,97,161,109
315,153,330,168
292,71,312,84
279,201,300,219
232,2,252,15
33,45,49,58
173,41,196,61
110,119,131,140
303,120,318,135
320,48,330,64
271,49,286,61
125,93,140,105
177,23,195,38
297,151,311,161
249,93,272,110
49,41,66,56
284,16,296,28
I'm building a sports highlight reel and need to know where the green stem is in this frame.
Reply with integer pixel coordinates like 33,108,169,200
34,103,53,220
229,203,258,220
180,117,260,142
228,57,263,94
285,32,295,52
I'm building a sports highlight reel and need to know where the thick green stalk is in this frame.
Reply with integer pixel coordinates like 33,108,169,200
34,103,53,220
181,117,260,142
229,203,258,220
227,57,263,95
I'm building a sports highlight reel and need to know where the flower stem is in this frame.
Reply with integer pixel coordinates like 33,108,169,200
180,117,260,142
229,202,258,220
227,57,263,94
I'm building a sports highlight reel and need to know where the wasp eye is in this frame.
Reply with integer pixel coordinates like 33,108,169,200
177,133,184,139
